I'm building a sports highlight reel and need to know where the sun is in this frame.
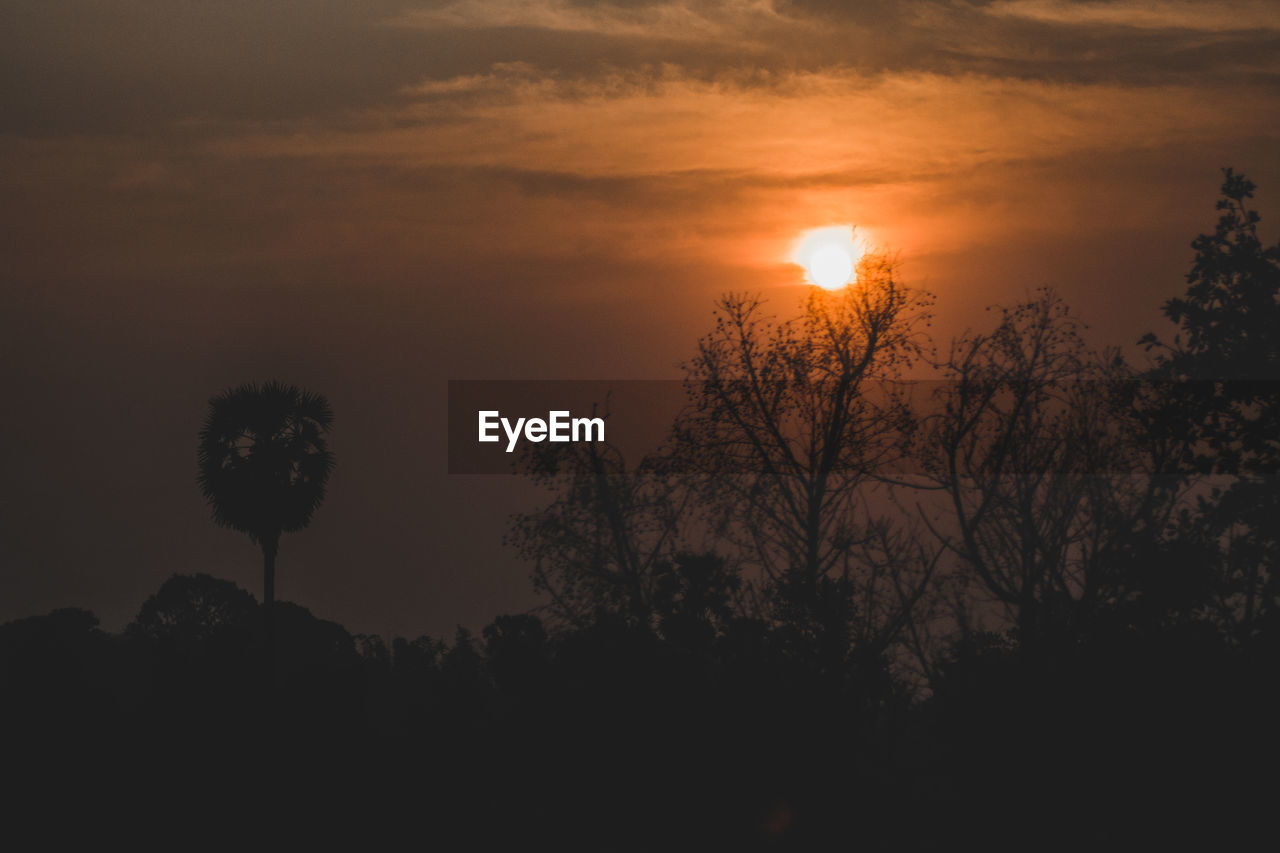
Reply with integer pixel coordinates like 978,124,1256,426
808,245,853,290
791,226,863,290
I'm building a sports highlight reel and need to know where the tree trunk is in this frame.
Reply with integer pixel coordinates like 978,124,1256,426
262,533,279,689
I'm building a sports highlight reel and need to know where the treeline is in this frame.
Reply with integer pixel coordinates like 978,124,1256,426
4,170,1279,847
513,169,1280,690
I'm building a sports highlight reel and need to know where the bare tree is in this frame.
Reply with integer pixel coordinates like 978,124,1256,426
917,290,1190,650
666,253,939,667
507,425,687,631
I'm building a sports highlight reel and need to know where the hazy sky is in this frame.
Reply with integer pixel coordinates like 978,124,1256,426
2,0,1278,639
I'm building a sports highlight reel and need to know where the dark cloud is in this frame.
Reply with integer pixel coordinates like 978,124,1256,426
5,0,1276,135
0,1,430,133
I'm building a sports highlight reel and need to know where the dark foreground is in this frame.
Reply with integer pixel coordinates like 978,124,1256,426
4,584,1277,850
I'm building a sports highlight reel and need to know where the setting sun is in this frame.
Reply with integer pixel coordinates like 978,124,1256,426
792,226,863,289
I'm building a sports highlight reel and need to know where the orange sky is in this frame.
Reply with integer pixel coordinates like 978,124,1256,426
2,0,1278,637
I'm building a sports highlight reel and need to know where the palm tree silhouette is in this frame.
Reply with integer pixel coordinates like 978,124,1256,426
197,381,335,679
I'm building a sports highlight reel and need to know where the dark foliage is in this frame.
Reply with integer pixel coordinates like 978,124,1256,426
197,381,334,544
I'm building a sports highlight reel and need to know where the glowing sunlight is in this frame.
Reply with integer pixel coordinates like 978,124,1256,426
792,226,864,289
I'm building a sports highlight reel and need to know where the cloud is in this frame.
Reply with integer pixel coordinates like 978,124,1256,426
0,1,435,133
984,0,1280,32
389,0,778,39
3,0,1277,282
211,64,1273,181
4,0,1277,137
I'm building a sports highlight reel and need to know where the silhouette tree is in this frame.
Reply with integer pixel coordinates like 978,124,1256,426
667,253,938,674
651,552,741,653
125,573,260,713
917,290,1188,653
0,608,113,729
129,573,258,646
1141,168,1280,642
483,613,550,697
508,435,687,630
197,381,334,677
